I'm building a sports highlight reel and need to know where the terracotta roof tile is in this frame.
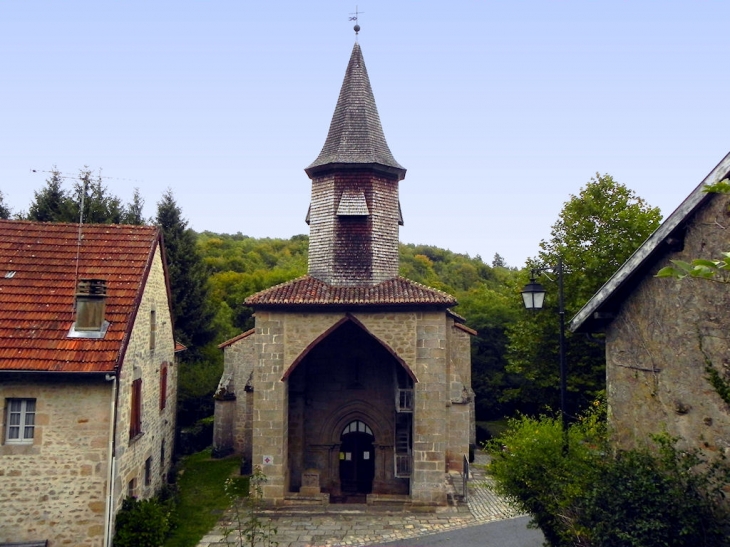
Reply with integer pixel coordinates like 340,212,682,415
218,328,255,349
0,220,160,373
244,275,456,307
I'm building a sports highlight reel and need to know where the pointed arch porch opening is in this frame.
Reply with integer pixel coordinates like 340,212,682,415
286,317,413,500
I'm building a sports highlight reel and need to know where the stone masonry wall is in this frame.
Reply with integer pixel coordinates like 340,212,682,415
606,193,730,458
0,246,175,546
411,311,448,505
214,332,256,462
114,245,177,512
446,321,475,469
0,376,111,546
252,308,470,505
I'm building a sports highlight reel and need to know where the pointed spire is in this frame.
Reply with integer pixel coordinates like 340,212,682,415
306,43,406,179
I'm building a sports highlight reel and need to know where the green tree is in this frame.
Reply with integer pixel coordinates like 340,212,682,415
156,189,215,351
27,169,74,222
68,169,124,224
27,168,139,225
0,191,11,219
122,187,147,225
505,174,662,415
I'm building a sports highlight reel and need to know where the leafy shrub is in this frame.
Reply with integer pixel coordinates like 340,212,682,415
487,407,730,547
578,434,730,547
113,496,172,547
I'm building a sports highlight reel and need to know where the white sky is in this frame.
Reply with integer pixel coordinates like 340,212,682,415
1,1,729,268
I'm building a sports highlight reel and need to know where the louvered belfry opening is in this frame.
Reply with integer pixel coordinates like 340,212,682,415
75,278,107,331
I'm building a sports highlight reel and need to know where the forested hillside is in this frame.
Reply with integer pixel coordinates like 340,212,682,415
198,231,522,421
9,169,661,427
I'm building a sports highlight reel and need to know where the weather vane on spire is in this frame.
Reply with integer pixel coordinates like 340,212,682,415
349,6,363,39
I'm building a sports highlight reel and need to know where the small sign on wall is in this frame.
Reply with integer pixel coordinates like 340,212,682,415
263,455,274,465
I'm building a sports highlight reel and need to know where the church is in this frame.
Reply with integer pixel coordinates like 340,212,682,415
213,35,475,506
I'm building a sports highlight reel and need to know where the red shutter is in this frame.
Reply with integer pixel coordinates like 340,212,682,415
130,378,142,438
160,364,168,410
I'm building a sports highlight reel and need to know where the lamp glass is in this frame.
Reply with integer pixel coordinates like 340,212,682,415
521,281,546,310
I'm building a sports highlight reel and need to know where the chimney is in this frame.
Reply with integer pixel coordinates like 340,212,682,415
75,279,107,331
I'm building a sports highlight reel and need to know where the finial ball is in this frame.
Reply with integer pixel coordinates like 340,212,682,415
354,24,360,33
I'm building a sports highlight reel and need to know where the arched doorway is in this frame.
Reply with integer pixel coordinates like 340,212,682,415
339,420,374,495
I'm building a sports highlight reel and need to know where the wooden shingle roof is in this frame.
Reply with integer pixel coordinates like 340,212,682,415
305,42,405,178
0,220,162,373
244,275,456,308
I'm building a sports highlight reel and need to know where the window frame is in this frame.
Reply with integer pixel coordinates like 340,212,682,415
129,379,142,439
159,364,168,411
149,308,157,351
5,398,36,445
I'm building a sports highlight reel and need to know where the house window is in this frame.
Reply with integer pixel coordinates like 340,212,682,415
128,477,137,498
161,440,166,475
130,379,142,439
150,309,157,351
5,398,36,444
159,364,168,411
145,457,152,486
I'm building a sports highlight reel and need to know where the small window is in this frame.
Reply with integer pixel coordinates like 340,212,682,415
159,364,168,411
128,478,137,498
129,379,142,439
150,309,157,351
145,457,152,486
161,440,166,475
5,398,36,444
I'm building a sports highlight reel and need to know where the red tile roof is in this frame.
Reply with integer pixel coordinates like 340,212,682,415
218,329,255,349
244,275,457,307
0,220,162,373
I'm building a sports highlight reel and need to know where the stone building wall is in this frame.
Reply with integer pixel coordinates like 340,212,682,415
214,331,256,462
114,246,177,510
0,375,112,546
251,308,470,506
605,193,730,457
0,246,175,546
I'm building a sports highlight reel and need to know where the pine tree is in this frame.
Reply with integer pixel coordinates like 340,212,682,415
68,169,124,224
0,191,11,219
122,188,147,225
27,169,74,222
156,189,215,351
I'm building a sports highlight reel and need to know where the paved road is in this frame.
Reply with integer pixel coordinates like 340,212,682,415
364,516,543,547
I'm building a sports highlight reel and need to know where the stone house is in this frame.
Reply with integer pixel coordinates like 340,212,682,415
214,41,475,506
570,151,730,457
0,220,177,547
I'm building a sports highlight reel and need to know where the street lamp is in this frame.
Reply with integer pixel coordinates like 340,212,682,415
521,258,568,454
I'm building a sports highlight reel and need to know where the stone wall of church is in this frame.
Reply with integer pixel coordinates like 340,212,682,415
605,193,730,459
214,332,256,464
446,321,475,469
249,308,471,505
308,169,400,286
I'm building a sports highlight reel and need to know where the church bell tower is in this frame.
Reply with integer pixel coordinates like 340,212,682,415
305,42,406,286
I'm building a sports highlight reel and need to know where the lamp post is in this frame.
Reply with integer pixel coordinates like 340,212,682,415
521,258,568,455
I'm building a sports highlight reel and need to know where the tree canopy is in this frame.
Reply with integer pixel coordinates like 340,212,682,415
0,191,11,219
505,173,662,415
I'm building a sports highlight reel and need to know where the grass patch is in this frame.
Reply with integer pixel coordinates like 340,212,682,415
164,448,246,547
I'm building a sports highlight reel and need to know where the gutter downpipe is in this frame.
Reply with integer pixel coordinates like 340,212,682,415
103,372,119,547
